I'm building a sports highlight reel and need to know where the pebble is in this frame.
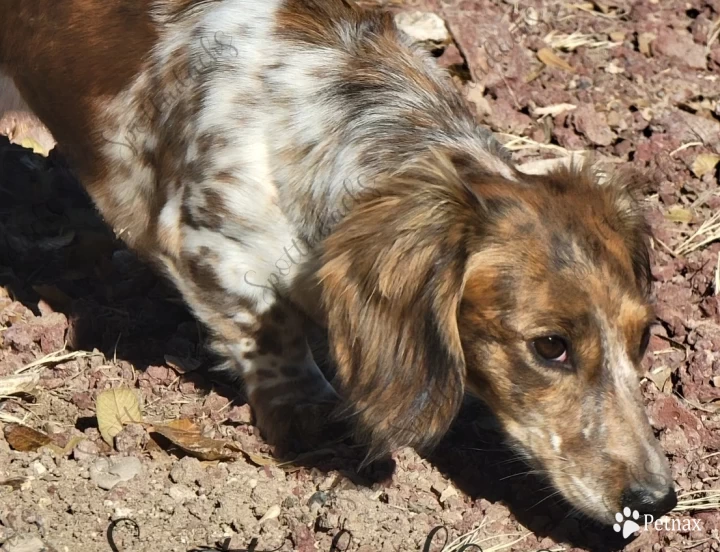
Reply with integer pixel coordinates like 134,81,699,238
90,456,142,490
167,484,196,503
394,11,450,47
73,439,99,462
169,457,203,485
29,462,46,477
1,535,46,552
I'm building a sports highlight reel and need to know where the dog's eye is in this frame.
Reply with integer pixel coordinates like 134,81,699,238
639,326,651,357
531,335,569,364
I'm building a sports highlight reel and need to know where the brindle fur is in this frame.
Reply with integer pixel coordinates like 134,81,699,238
0,0,674,522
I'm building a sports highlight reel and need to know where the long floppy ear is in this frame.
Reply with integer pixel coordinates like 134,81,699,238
318,153,483,460
546,160,653,295
601,166,653,295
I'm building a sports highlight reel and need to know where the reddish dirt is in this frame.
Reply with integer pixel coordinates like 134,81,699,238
1,1,719,551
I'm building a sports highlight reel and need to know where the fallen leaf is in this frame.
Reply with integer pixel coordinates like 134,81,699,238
665,207,694,224
151,419,240,461
243,450,279,467
691,153,720,178
0,373,40,396
96,388,143,446
647,366,673,394
4,424,52,452
537,47,574,72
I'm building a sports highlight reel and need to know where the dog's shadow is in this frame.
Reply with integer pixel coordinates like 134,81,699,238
0,138,632,552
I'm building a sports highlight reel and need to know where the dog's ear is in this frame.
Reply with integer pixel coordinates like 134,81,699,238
547,161,653,295
319,154,481,460
602,166,653,295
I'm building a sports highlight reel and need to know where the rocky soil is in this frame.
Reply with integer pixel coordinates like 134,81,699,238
1,0,719,551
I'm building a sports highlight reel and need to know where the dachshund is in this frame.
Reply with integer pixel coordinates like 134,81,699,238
0,0,677,523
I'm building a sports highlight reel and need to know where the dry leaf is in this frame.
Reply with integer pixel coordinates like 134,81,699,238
243,451,279,467
665,207,694,224
537,48,574,72
152,419,240,461
691,153,720,178
4,424,52,452
0,373,40,396
647,366,673,394
96,387,143,446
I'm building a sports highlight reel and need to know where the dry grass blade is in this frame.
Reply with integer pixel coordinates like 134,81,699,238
0,373,40,397
715,252,719,296
674,490,720,512
496,133,576,156
708,18,720,52
15,348,100,374
544,30,621,51
440,523,537,552
568,2,621,19
537,47,574,72
674,211,720,256
670,142,703,156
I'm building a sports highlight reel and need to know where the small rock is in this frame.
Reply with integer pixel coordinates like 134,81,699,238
1,535,46,552
573,105,615,146
258,504,281,524
30,462,46,477
226,405,253,424
73,439,99,461
112,507,134,520
114,424,146,453
169,456,203,485
394,11,450,48
90,456,142,490
638,32,656,56
167,484,196,503
111,457,142,480
653,29,707,69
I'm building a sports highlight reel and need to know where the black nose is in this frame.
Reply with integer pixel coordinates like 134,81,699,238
621,483,677,519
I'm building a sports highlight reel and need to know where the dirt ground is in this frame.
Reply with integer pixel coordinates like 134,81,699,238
1,0,720,551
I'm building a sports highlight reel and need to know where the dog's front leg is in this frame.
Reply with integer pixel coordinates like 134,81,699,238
159,221,339,454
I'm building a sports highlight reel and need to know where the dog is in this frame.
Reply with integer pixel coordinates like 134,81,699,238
0,0,677,524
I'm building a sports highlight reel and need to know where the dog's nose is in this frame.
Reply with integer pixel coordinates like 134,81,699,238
621,483,677,519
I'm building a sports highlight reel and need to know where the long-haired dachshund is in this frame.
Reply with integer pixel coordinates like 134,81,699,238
0,0,677,524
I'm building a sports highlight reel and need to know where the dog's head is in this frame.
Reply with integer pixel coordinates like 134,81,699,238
319,149,675,523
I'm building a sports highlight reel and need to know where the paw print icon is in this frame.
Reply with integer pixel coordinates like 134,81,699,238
613,507,641,538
